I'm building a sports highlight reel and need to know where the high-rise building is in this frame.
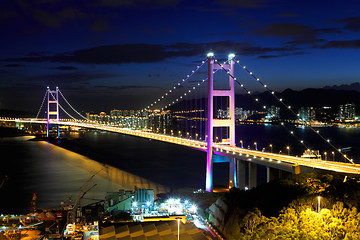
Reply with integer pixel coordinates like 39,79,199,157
298,107,316,122
339,103,356,120
266,105,280,120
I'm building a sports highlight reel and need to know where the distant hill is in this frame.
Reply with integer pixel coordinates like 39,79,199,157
323,82,360,92
254,88,360,109
170,88,360,119
0,109,34,118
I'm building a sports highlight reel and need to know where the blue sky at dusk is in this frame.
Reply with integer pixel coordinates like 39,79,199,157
1,0,360,113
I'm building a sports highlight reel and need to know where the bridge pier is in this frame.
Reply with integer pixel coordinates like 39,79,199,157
267,167,279,182
248,162,257,189
236,160,246,190
229,158,237,188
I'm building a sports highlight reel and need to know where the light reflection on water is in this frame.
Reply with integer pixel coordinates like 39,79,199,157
0,136,169,211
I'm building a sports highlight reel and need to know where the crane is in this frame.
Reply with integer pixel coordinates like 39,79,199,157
63,169,103,237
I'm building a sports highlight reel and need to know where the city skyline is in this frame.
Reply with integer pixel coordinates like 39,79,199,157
1,0,360,113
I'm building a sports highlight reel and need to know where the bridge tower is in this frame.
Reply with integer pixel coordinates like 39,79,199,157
46,86,60,137
206,53,237,192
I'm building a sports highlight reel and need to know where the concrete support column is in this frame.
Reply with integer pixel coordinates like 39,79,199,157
266,167,279,183
236,160,246,190
229,158,237,188
248,162,257,189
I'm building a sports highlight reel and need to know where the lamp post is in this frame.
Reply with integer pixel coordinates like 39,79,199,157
332,151,335,161
324,152,327,161
254,142,258,151
286,146,290,155
240,140,243,148
269,144,273,153
175,217,181,240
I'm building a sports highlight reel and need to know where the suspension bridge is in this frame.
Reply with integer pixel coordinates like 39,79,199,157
1,53,360,192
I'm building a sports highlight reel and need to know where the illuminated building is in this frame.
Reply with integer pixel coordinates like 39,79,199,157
266,105,280,120
298,107,316,122
338,103,356,121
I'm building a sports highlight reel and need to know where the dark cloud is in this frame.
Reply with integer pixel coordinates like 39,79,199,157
3,64,25,68
316,28,343,34
94,85,161,90
319,39,360,49
52,66,79,71
257,55,280,59
251,22,340,45
275,12,300,18
339,16,360,33
252,22,314,38
10,0,87,29
257,51,305,59
3,41,303,64
97,0,180,8
31,7,86,28
208,32,242,36
0,9,19,21
217,0,268,8
89,19,110,32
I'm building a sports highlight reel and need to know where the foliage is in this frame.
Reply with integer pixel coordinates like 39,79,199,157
229,201,360,239
218,173,360,239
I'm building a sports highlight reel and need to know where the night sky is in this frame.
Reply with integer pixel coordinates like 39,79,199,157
1,0,360,114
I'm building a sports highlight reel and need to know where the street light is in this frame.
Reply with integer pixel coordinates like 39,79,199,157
324,152,327,161
254,142,258,151
332,151,335,161
240,140,243,148
269,144,273,153
286,146,290,155
175,217,182,240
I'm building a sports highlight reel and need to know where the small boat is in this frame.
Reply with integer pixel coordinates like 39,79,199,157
301,149,321,159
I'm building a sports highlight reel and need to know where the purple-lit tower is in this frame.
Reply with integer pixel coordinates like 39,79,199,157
206,53,237,192
46,86,60,138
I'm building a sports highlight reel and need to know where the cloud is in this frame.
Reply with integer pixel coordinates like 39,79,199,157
97,0,180,8
3,41,304,65
257,51,305,59
31,7,86,28
3,64,25,68
94,85,162,90
339,16,360,33
252,22,314,38
89,19,110,32
217,0,268,8
318,39,360,49
275,12,300,18
251,22,341,45
52,66,79,70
